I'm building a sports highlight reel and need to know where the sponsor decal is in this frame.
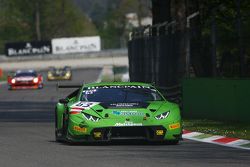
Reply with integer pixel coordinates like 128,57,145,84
93,132,102,138
112,110,144,116
110,103,139,107
73,126,87,133
71,101,98,110
169,123,180,130
5,41,52,56
114,121,143,127
156,130,164,136
82,89,97,95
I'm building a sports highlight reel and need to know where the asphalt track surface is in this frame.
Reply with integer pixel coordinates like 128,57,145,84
0,68,249,167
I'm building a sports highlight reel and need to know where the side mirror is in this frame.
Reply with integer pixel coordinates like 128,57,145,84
59,99,69,104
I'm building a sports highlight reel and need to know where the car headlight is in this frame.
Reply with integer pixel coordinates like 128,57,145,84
83,113,100,122
11,79,16,84
48,72,52,77
33,78,39,83
155,111,170,120
65,72,71,77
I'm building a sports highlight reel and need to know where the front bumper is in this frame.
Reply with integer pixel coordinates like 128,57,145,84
47,75,71,80
66,125,182,143
9,84,42,89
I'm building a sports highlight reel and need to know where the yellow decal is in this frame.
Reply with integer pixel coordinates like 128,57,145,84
73,126,87,133
156,130,164,136
169,123,180,130
93,132,102,138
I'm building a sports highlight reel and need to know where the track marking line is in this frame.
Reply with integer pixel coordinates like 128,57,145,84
182,132,203,138
201,135,225,142
183,129,250,151
213,137,239,144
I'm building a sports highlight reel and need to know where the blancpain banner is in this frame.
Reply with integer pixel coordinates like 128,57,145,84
52,36,101,54
5,41,52,56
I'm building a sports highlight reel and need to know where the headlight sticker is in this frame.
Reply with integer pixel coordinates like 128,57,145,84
155,111,170,120
82,113,100,122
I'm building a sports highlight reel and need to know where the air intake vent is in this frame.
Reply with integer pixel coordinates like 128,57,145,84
149,109,156,112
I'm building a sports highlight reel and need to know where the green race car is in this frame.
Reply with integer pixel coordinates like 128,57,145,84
55,82,182,144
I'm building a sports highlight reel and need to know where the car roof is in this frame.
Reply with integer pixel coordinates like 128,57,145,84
84,82,153,88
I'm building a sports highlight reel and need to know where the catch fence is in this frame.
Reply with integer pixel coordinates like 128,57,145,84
128,22,183,104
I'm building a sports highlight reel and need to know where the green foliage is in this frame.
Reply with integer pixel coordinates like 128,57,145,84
0,0,97,54
188,0,250,77
41,0,97,39
98,0,151,49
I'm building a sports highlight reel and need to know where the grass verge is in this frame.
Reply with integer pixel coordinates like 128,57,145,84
0,75,7,81
183,119,250,140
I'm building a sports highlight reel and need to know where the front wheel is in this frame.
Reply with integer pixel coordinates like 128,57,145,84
8,85,12,90
166,140,179,145
38,84,43,89
55,108,65,142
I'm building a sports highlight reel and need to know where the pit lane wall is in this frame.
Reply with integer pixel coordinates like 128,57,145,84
182,78,250,122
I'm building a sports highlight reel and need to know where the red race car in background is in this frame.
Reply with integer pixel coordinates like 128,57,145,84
7,70,43,90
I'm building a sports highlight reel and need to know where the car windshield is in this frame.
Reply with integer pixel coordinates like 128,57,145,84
15,72,37,77
81,86,164,103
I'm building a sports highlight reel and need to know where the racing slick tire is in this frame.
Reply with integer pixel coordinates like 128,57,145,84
38,84,43,89
8,85,12,90
165,140,179,145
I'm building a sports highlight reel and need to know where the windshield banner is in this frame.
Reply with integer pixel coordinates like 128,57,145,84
100,102,149,109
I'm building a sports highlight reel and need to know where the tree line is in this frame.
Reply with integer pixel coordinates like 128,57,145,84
0,0,97,53
152,0,250,77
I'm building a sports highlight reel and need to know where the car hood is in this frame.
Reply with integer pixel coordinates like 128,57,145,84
15,76,34,81
69,101,169,119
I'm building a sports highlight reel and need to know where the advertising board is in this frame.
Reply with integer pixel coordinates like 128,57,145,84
5,41,52,56
52,36,101,54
